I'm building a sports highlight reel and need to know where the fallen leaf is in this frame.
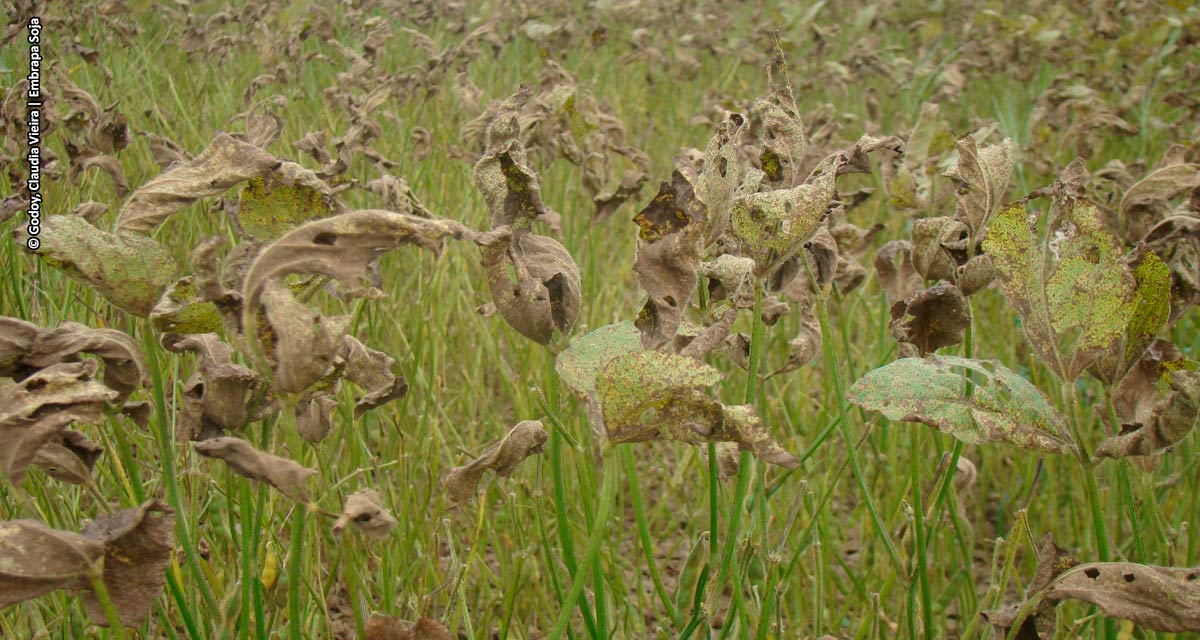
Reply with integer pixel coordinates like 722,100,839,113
443,420,548,505
333,488,397,539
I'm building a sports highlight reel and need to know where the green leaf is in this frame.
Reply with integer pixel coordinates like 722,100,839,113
848,356,1071,453
554,321,643,400
149,277,223,335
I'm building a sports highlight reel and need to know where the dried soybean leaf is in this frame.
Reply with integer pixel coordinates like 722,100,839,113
333,488,397,539
956,254,995,296
79,500,174,627
472,85,548,231
167,334,262,434
116,132,279,234
1044,562,1200,632
0,317,40,376
479,231,581,345
679,305,737,361
849,356,1071,453
1088,248,1171,385
24,322,146,402
596,351,799,468
983,187,1150,382
695,112,746,243
149,277,224,335
236,161,338,241
32,429,103,485
261,281,349,394
730,169,834,276
0,519,104,609
555,321,643,399
766,299,822,378
911,216,970,281
1096,342,1200,458
874,240,923,305
754,38,805,185
633,170,706,347
443,420,548,505
1119,163,1200,219
342,336,409,416
700,254,756,307
295,392,335,444
946,136,1014,236
365,615,454,640
0,362,116,485
21,215,178,316
194,436,316,502
888,282,970,356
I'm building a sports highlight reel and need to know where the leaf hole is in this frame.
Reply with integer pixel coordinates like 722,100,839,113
1187,572,1197,581
1084,567,1100,579
1123,573,1135,583
312,232,337,246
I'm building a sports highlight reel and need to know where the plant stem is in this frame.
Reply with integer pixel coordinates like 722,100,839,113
623,446,679,625
287,505,306,639
548,450,619,640
89,569,128,640
910,429,933,640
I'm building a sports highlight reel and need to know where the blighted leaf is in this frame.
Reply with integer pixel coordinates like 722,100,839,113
473,86,549,231
946,136,1013,236
194,436,316,502
596,351,799,468
956,254,995,296
365,615,454,640
24,322,147,403
0,362,116,485
982,534,1077,639
261,281,350,394
1119,163,1200,221
1096,342,1200,459
766,296,822,378
701,254,756,307
333,488,397,539
983,187,1148,381
633,170,706,347
754,38,805,185
874,240,923,305
166,334,263,437
678,306,737,361
443,420,548,505
730,169,834,276
32,429,103,485
694,113,746,243
295,392,335,444
116,132,279,234
1044,562,1200,632
20,215,179,317
0,519,104,609
342,336,408,416
555,321,643,399
889,282,970,356
911,216,969,281
79,500,174,627
0,317,40,376
479,231,581,345
849,356,1071,453
237,161,338,241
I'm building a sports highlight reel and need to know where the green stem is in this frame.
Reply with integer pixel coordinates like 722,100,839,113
815,295,906,578
548,451,619,640
287,505,307,639
910,429,933,640
89,569,128,639
623,447,679,625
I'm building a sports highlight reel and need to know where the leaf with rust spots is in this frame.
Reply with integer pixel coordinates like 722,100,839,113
79,500,174,627
443,420,548,505
1143,215,1200,322
479,230,581,345
632,171,706,347
116,132,279,234
194,436,316,502
910,216,969,282
754,37,805,185
32,429,103,485
849,356,1070,453
333,488,397,539
694,112,746,244
983,186,1154,382
700,254,756,308
888,282,971,356
0,519,104,609
472,85,549,231
596,351,799,468
237,161,339,241
555,321,643,400
730,169,834,277
1096,341,1200,459
19,215,179,317
149,277,224,335
24,322,147,403
1089,248,1171,385
0,362,116,485
956,254,995,296
945,136,1013,236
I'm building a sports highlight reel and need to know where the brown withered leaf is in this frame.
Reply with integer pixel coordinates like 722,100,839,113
1143,215,1200,322
0,317,40,376
365,615,454,640
116,132,279,234
1096,341,1200,459
32,429,103,485
889,282,971,356
694,112,746,243
632,170,706,347
472,85,548,231
754,37,805,185
945,136,1013,236
874,240,924,306
1046,562,1200,632
79,500,174,627
479,231,581,345
678,306,737,361
0,362,116,485
766,297,822,379
166,334,263,439
700,254,756,308
341,335,408,416
0,519,104,609
24,322,146,402
194,436,316,502
596,351,799,468
332,488,397,539
956,253,995,296
910,216,969,281
982,534,1077,639
295,392,335,444
260,281,350,395
443,420,548,505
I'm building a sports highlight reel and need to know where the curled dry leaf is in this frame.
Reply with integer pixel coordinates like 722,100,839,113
19,215,178,316
910,216,969,281
849,356,1071,453
116,132,279,234
874,240,923,305
295,392,335,444
945,136,1014,236
236,161,339,241
261,280,350,394
633,170,706,347
194,436,316,502
956,253,995,296
342,335,409,416
1096,341,1200,459
79,500,174,627
982,534,1077,639
983,179,1171,382
365,615,454,640
478,230,582,345
0,519,104,610
0,362,116,485
333,488,397,539
754,37,805,185
166,334,263,440
596,350,799,468
24,321,147,402
888,281,970,356
443,420,548,505
32,428,103,485
1042,562,1200,632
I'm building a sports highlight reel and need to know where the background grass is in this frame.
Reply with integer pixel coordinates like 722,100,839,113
2,0,1199,638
